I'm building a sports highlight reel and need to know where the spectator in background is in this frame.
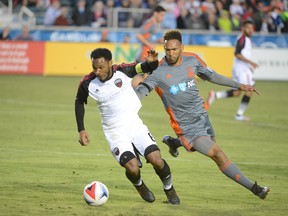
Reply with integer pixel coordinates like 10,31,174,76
91,1,107,28
160,0,178,29
176,6,194,29
54,6,70,26
117,0,132,28
43,0,61,26
100,30,110,42
15,25,33,41
0,26,11,40
129,0,149,28
218,10,232,32
71,0,92,26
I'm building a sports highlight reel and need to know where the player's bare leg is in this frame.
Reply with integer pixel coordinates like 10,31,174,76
192,137,270,199
124,157,155,202
146,150,180,205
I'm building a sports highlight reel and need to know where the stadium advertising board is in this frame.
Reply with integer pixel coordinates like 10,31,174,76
0,41,45,75
44,42,234,77
252,49,288,80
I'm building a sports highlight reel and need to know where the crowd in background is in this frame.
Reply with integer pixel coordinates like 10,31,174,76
1,0,288,33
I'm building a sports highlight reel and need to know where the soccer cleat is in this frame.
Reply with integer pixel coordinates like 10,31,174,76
207,90,216,107
251,182,270,199
162,135,179,157
164,186,180,205
134,182,155,203
235,115,250,121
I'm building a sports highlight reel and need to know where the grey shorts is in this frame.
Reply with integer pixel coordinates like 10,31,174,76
178,113,215,151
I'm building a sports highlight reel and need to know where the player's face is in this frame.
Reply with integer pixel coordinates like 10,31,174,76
92,57,113,82
164,39,183,66
156,11,165,23
243,23,254,37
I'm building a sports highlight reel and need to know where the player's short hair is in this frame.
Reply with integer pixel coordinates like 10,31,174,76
163,29,182,43
243,19,254,26
153,5,166,13
90,48,112,61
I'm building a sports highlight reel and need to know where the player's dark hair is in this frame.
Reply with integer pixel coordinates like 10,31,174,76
243,19,254,26
153,5,166,13
90,48,112,61
163,29,182,43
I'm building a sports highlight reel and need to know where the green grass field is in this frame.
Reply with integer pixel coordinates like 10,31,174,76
0,75,287,216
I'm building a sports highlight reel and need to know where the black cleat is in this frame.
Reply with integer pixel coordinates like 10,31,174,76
134,182,155,203
164,186,180,205
162,135,179,157
251,181,270,199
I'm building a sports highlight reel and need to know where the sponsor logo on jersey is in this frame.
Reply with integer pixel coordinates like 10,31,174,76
169,79,196,95
114,78,123,88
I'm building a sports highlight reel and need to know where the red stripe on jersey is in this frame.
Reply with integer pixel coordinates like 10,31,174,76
79,72,96,86
182,52,207,68
238,34,245,47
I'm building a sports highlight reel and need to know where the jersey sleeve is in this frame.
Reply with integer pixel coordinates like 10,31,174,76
134,71,158,99
234,35,245,55
75,73,93,132
115,60,159,78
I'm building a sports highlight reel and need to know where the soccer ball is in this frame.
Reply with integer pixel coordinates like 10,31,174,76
83,181,109,206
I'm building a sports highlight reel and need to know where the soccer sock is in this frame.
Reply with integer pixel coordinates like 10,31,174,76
154,160,172,190
236,95,250,116
215,90,234,99
125,170,142,186
215,90,228,99
220,161,254,190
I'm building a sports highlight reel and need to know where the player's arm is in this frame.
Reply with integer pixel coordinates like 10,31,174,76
134,71,158,100
199,67,256,92
120,50,159,77
75,80,90,146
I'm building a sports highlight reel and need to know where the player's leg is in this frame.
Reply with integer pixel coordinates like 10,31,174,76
207,89,241,107
235,69,254,121
120,151,155,203
145,147,180,205
192,136,269,199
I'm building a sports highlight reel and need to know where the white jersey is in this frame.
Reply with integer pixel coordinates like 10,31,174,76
233,34,252,71
88,71,141,130
232,34,255,85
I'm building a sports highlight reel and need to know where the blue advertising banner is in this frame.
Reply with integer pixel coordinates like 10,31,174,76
6,29,288,48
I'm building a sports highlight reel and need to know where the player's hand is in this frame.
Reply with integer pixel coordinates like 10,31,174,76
250,62,259,70
239,84,261,95
145,49,158,63
78,130,90,146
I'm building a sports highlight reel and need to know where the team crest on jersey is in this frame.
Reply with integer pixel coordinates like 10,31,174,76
112,147,120,156
114,78,123,88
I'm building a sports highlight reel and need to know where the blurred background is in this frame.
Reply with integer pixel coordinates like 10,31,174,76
0,0,287,79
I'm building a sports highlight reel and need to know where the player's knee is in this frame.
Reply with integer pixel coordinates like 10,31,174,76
120,151,136,167
145,145,162,165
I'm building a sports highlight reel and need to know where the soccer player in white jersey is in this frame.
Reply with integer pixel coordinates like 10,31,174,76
75,48,180,205
207,20,259,121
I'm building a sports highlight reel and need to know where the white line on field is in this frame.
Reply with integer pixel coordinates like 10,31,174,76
1,147,288,167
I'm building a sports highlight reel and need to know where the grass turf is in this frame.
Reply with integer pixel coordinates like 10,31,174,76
0,75,287,216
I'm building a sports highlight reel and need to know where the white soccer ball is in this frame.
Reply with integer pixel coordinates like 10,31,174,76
83,181,109,206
